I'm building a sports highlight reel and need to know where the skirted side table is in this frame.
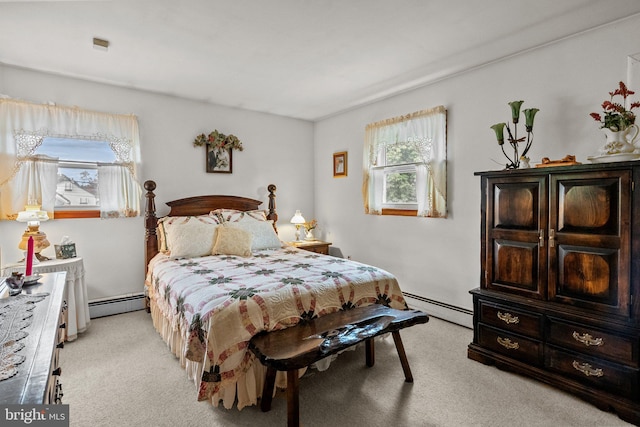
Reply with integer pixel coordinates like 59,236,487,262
2,257,90,341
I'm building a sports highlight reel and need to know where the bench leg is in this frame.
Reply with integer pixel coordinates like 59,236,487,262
261,366,277,412
392,331,414,382
286,369,300,427
365,338,375,367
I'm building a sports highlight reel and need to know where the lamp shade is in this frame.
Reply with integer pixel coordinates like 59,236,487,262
16,209,49,223
290,210,305,225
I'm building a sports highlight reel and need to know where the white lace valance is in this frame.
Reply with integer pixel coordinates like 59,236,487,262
0,98,140,185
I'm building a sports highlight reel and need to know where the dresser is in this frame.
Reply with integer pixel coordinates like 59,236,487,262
0,272,66,404
468,161,640,424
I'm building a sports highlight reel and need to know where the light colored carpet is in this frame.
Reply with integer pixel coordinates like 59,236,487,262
60,310,632,427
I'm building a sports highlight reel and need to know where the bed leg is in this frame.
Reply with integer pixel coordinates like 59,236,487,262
365,338,375,367
286,369,300,427
261,366,277,412
392,331,413,382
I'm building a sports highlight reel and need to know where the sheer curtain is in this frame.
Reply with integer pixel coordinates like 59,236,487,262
0,156,58,219
0,98,142,219
362,106,447,217
98,164,142,218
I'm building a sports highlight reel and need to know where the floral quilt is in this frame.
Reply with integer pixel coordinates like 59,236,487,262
145,246,407,404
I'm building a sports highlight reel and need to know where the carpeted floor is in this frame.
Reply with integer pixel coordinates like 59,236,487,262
59,310,632,427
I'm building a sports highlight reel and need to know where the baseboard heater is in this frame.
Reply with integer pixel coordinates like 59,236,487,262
403,292,473,328
88,293,146,318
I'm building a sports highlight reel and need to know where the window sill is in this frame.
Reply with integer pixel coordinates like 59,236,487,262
54,210,100,219
381,208,417,217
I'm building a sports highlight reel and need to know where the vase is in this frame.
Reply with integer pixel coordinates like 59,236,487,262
599,125,639,155
305,230,316,241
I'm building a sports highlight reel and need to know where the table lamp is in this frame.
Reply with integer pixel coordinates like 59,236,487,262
290,210,305,241
16,204,50,261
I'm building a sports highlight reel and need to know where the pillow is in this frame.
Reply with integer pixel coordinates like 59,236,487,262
158,215,221,253
211,208,267,224
227,220,282,250
166,220,219,259
212,225,253,257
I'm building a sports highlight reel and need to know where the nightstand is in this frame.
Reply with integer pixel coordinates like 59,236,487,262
2,257,90,341
289,240,332,255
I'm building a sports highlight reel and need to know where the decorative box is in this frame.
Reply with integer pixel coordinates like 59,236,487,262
55,243,77,259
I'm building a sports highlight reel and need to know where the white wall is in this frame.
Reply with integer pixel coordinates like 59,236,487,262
0,65,314,301
313,16,640,325
1,15,639,324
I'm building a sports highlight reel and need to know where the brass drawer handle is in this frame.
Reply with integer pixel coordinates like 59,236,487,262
497,337,519,350
497,311,520,325
572,361,603,377
572,331,604,347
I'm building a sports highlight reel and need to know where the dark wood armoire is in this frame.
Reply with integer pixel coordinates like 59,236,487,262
468,161,640,424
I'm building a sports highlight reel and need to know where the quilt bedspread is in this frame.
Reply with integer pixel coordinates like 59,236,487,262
145,246,407,405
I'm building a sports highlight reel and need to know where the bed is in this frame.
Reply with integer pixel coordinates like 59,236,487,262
143,180,409,410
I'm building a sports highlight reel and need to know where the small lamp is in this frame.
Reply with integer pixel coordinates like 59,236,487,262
290,210,306,241
16,204,50,261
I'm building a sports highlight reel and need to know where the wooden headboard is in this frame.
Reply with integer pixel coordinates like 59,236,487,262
143,180,278,270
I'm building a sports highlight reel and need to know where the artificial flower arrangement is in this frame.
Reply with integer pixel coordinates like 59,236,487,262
303,219,317,232
590,81,640,132
490,100,539,169
193,129,244,151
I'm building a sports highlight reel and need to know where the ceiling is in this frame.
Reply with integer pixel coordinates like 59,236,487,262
2,0,640,121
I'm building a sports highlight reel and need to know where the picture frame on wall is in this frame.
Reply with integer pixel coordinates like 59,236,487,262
333,151,347,177
207,146,233,173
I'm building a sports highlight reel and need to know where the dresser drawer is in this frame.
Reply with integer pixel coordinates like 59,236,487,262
547,318,636,367
477,323,543,366
546,346,638,398
479,300,542,339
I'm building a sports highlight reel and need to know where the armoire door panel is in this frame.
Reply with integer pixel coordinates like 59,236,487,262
553,173,627,237
492,182,540,230
552,245,619,310
549,171,630,317
485,176,547,298
491,240,542,296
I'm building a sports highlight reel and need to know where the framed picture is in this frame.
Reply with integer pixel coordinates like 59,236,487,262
206,146,233,173
333,151,347,177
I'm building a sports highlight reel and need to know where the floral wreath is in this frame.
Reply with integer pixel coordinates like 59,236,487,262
193,130,244,151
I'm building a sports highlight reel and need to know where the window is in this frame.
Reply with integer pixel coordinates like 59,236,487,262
0,98,142,220
35,137,117,212
363,106,447,217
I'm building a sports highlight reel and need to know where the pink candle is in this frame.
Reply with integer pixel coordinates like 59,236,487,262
26,236,34,276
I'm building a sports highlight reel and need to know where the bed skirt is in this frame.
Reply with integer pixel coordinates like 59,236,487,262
149,297,302,410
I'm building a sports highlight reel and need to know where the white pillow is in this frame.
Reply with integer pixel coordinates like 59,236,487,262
166,220,218,259
158,215,221,253
212,226,253,257
227,220,282,250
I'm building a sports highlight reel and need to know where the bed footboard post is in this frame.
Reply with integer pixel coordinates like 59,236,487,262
144,180,158,273
267,184,278,232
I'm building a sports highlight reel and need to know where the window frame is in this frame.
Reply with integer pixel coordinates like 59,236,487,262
35,137,116,219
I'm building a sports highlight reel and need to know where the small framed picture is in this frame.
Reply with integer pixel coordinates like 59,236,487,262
333,151,347,177
206,146,233,173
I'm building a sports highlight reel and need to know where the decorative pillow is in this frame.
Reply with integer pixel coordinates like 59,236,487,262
212,225,253,257
227,220,282,250
158,215,221,253
166,220,219,259
211,208,267,224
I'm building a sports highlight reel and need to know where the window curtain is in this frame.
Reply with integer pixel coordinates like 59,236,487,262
0,98,142,219
0,156,58,220
97,164,142,218
362,106,447,217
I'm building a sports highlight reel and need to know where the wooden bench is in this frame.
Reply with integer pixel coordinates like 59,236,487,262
249,304,429,427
